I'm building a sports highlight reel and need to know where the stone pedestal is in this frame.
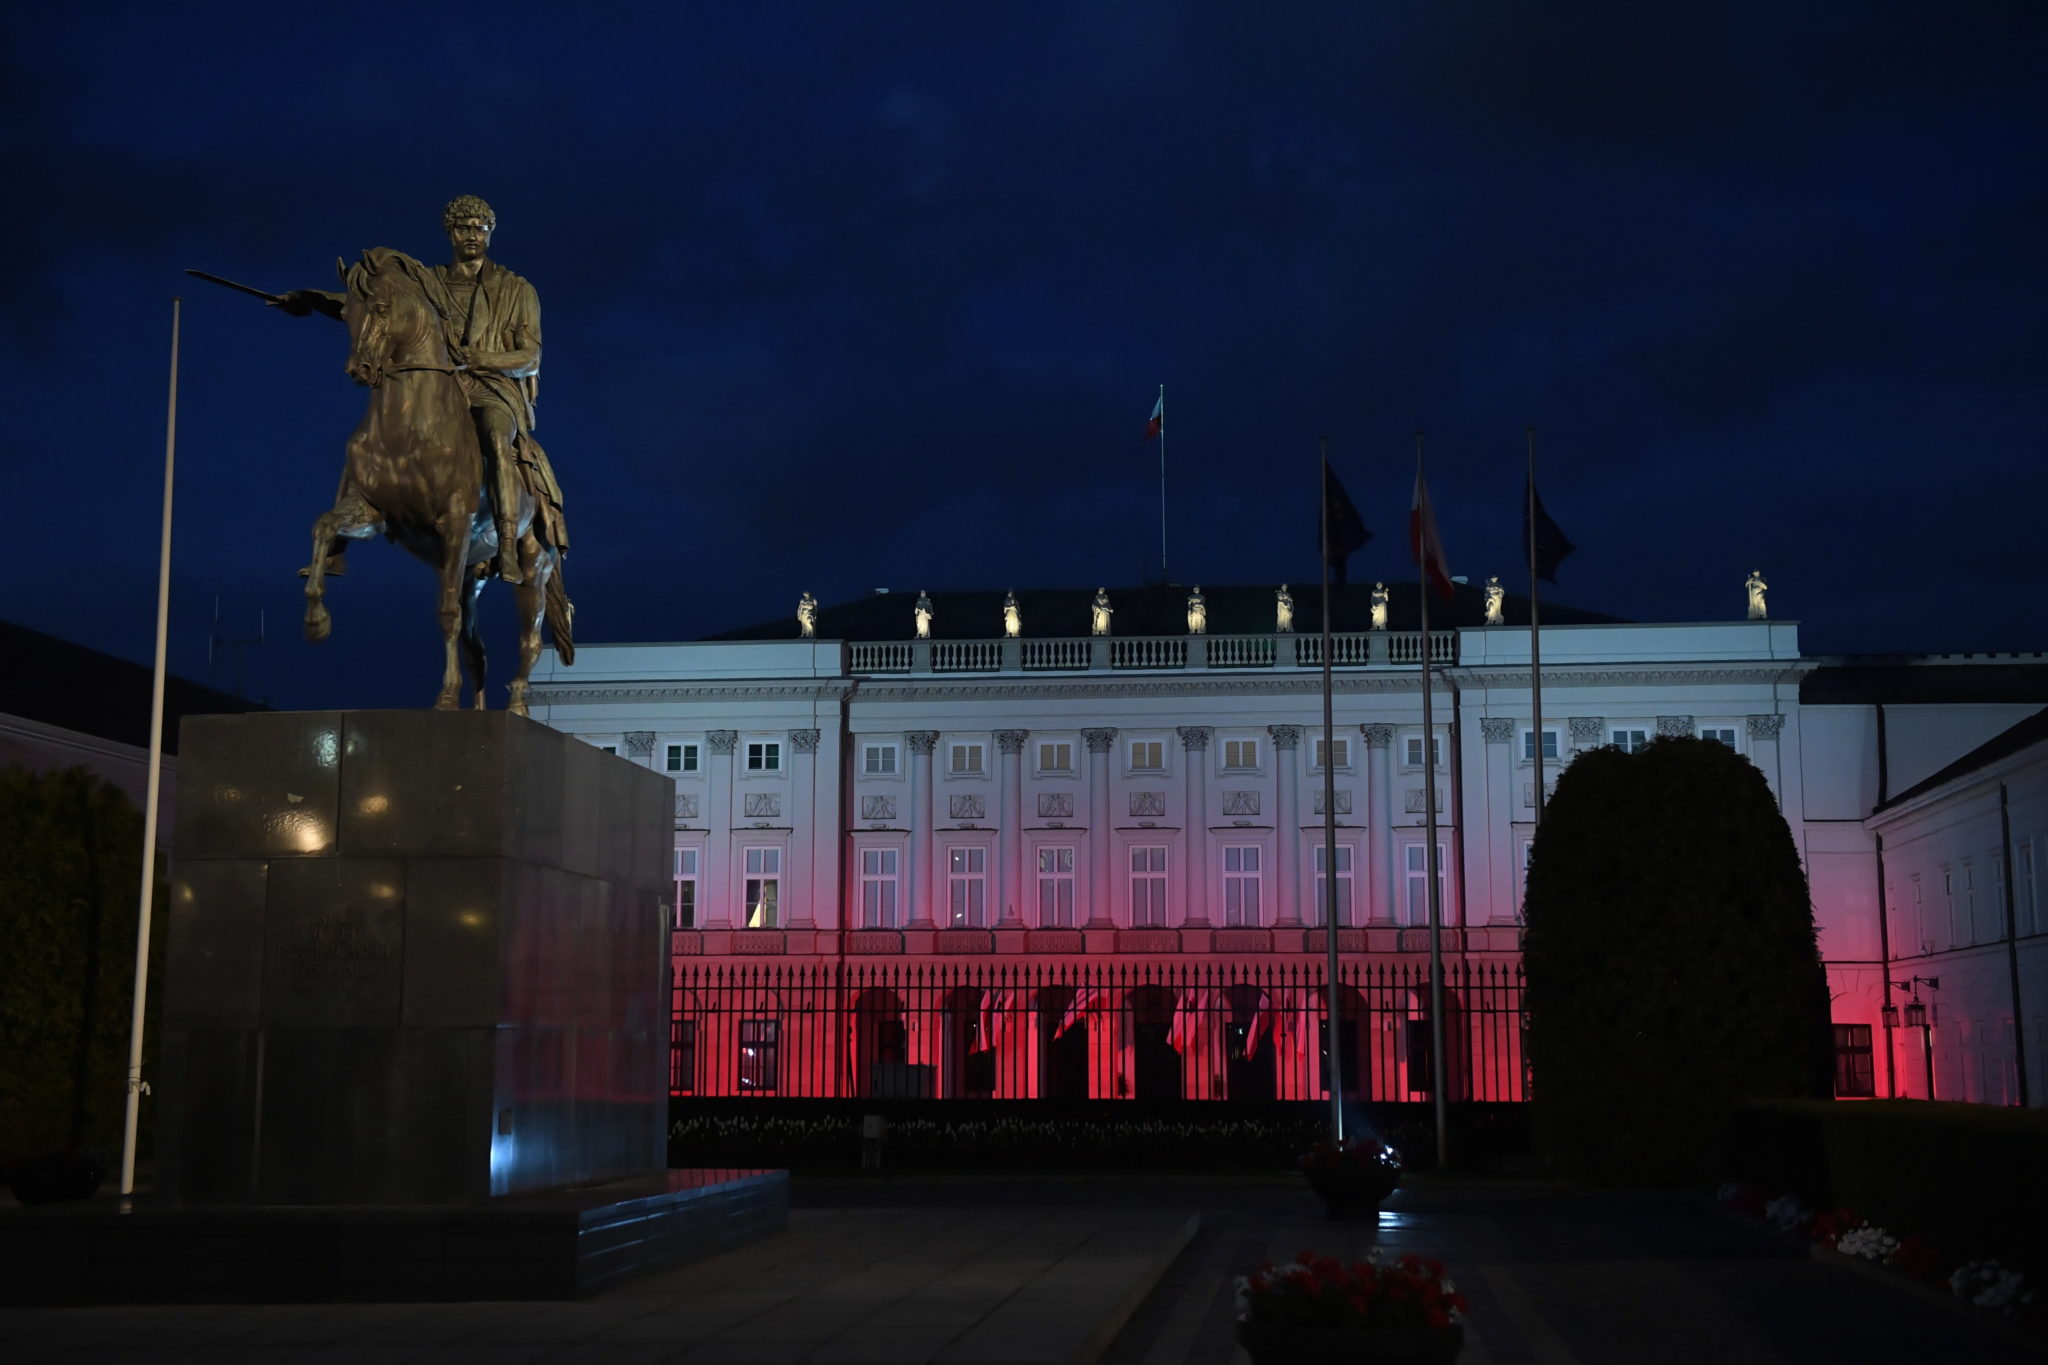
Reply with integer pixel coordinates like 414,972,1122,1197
158,710,674,1206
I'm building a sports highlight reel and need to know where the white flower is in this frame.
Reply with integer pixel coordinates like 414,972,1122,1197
1835,1226,1897,1261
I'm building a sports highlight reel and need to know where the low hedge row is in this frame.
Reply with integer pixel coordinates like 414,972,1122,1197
1729,1099,2048,1272
668,1099,1531,1175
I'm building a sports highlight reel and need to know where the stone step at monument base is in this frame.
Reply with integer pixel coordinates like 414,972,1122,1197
0,1168,786,1305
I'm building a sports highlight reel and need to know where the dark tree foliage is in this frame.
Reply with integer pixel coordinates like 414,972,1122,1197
0,766,160,1166
1522,736,1832,1186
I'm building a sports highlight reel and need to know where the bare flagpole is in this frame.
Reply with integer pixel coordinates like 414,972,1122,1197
1318,436,1346,1144
1528,428,1545,828
1157,384,1167,581
1416,430,1450,1170
120,297,180,1196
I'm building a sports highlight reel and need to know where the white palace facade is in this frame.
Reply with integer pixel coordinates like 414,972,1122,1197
525,584,2048,1110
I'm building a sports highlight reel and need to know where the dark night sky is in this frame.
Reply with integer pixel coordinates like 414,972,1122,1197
4,3,2044,711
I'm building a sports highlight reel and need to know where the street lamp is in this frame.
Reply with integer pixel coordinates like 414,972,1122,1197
1885,977,1941,1099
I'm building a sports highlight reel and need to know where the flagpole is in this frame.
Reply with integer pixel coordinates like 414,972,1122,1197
120,297,179,1196
1318,437,1346,1145
1416,430,1450,1171
1157,384,1167,582
1528,428,1545,829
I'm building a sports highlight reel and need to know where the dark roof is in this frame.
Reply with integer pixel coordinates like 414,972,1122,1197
708,581,1629,642
1801,658,2048,706
0,620,265,755
1879,706,2048,810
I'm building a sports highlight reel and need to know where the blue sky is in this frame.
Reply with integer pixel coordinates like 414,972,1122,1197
3,2,2043,709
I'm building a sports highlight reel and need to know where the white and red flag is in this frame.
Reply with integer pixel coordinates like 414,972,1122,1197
1144,392,1164,441
1409,460,1455,602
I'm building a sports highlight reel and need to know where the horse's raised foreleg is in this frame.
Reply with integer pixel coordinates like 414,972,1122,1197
505,534,548,718
304,486,380,643
459,567,489,709
432,499,471,710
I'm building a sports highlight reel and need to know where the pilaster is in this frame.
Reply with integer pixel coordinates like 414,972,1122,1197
1362,723,1395,925
1083,728,1118,928
1270,724,1303,925
904,731,939,929
1179,726,1213,926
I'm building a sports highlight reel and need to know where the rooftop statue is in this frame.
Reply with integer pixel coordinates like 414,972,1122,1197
197,195,573,714
797,591,818,638
1483,576,1505,626
1746,569,1769,620
1003,591,1022,638
1275,584,1294,634
1369,582,1389,631
914,590,934,639
1187,585,1207,635
1090,588,1113,636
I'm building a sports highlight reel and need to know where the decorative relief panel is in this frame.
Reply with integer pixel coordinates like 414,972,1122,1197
1479,717,1514,744
1128,790,1166,818
1656,715,1694,737
1312,790,1353,816
1747,713,1785,739
1523,781,1558,807
1568,716,1605,745
949,794,986,821
624,731,656,758
674,793,699,820
1221,790,1260,816
935,930,995,954
846,930,905,954
730,930,787,954
1026,929,1085,953
860,795,897,822
1404,787,1444,813
744,793,782,819
1212,928,1272,953
1038,792,1074,819
1116,929,1180,954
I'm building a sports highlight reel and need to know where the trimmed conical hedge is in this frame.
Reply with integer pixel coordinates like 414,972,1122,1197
1523,736,1832,1185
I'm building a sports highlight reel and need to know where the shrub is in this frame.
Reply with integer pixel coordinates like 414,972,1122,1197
1522,737,1832,1185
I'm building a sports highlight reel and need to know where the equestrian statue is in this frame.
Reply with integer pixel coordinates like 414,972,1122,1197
189,194,573,714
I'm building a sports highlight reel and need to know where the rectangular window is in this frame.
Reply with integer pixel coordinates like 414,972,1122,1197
2020,840,2041,937
1521,729,1560,761
1699,726,1738,748
738,1019,779,1092
600,744,618,755
670,1018,696,1094
672,847,698,929
1833,1024,1875,1097
1404,843,1447,926
859,847,900,928
1129,740,1164,771
1312,845,1354,927
1037,846,1076,927
1314,737,1350,770
1130,845,1168,927
743,846,781,928
1947,864,1971,947
1038,741,1073,773
948,846,988,928
746,742,781,772
950,742,985,775
665,742,699,773
1911,874,1928,954
1984,855,2007,945
862,743,898,776
1223,738,1260,770
1404,734,1444,768
1222,844,1262,927
1610,728,1649,754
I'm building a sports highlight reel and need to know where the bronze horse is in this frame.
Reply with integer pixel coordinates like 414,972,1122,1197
303,248,573,713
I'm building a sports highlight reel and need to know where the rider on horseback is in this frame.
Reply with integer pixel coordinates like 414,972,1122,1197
276,195,566,585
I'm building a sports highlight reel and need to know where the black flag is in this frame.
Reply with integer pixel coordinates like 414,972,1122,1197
1523,475,1575,583
1321,458,1372,585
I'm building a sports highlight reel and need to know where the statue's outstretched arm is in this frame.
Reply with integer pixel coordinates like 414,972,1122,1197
272,289,346,322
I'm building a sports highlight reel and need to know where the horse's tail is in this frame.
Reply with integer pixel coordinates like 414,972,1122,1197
545,564,576,666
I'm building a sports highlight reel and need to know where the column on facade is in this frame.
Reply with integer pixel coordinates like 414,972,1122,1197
1269,725,1302,925
1747,714,1786,802
904,731,939,929
1178,727,1213,926
1362,724,1395,924
995,730,1028,925
786,728,820,928
1479,716,1514,927
703,730,738,928
1082,728,1118,927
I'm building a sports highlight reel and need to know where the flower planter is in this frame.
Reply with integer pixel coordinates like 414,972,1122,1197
1304,1164,1400,1221
1236,1320,1465,1364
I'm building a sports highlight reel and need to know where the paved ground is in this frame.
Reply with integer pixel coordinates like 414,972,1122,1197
4,1175,2041,1363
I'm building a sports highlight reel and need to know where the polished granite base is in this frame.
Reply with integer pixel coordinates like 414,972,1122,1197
0,1169,787,1305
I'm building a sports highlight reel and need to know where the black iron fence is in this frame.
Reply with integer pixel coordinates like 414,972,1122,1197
672,959,1526,1104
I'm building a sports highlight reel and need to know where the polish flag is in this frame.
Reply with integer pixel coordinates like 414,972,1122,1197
1144,392,1164,441
1410,461,1455,602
